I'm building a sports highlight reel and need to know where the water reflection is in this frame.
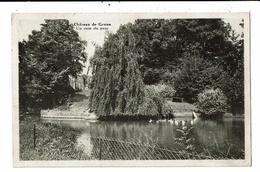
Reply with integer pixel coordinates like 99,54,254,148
42,117,244,153
76,133,93,157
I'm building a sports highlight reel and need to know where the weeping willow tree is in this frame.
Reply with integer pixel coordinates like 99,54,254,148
89,24,149,117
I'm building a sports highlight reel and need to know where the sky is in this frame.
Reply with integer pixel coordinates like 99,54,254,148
17,13,244,75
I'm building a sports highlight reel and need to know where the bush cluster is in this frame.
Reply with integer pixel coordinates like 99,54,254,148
197,88,228,117
138,84,175,116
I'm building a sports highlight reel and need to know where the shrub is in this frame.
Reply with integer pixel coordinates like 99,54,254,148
146,84,176,98
197,88,228,117
162,101,174,115
159,84,176,98
137,84,175,116
138,85,164,116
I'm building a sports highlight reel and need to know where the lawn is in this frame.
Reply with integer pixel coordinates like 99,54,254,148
41,89,97,119
166,101,198,113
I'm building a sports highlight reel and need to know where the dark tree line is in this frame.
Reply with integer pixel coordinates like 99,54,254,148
19,19,87,112
90,19,244,117
18,18,244,117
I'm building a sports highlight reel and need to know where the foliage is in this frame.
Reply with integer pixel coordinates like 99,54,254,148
19,115,88,160
173,126,244,159
157,84,176,98
197,88,228,116
132,19,244,113
161,101,175,116
174,52,226,102
145,84,176,98
220,25,244,114
89,23,176,117
89,25,145,117
19,19,87,111
89,18,245,117
19,18,244,116
136,84,175,116
131,19,179,84
143,68,161,85
174,127,195,151
137,85,164,116
161,69,176,86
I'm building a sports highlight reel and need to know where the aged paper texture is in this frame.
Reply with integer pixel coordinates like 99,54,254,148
12,12,251,167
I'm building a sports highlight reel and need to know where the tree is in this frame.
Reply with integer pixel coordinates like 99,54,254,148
89,18,245,117
89,24,146,117
173,42,228,103
172,19,244,109
174,19,231,60
220,21,244,114
19,19,87,111
131,19,179,84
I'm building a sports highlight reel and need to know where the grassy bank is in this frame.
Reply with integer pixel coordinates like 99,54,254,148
40,89,98,120
19,115,88,160
166,101,198,113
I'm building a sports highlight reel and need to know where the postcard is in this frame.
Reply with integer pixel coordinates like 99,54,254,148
12,12,251,167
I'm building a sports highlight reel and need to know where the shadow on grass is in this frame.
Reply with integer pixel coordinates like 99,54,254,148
70,93,88,103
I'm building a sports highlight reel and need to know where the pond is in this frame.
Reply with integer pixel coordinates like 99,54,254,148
42,117,244,157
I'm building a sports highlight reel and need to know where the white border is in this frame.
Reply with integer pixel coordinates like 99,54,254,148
12,12,251,168
1,1,259,171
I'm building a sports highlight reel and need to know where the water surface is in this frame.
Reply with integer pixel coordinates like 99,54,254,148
42,117,244,154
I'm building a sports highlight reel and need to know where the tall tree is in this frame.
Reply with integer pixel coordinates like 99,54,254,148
174,49,226,103
19,19,87,111
220,20,244,114
131,19,179,84
90,24,145,117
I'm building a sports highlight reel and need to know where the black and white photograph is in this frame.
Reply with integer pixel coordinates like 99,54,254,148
12,12,250,167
